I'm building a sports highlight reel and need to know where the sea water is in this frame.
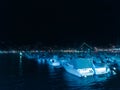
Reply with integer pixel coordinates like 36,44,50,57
0,54,119,90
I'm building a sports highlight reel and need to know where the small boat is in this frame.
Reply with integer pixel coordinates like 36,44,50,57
93,62,110,75
48,59,61,66
92,58,110,75
47,55,61,67
62,58,110,77
61,58,94,77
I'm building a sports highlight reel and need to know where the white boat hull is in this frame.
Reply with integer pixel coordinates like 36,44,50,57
62,62,94,77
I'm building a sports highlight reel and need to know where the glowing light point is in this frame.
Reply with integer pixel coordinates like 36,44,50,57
84,75,87,78
19,52,23,56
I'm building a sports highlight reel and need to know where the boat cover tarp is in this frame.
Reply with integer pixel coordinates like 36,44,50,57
71,58,93,69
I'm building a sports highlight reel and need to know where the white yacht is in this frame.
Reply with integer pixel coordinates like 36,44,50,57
61,57,110,77
61,58,94,77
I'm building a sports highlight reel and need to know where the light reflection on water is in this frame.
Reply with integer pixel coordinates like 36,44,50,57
19,55,23,76
0,54,120,90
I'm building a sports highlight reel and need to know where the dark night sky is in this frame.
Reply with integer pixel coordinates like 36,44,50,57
0,0,120,47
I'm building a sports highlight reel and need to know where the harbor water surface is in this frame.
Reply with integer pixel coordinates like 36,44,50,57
0,54,120,90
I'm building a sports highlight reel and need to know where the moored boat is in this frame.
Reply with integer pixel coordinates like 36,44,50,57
61,57,110,77
61,58,94,77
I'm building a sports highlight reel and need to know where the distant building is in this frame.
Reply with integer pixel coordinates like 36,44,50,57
80,42,93,51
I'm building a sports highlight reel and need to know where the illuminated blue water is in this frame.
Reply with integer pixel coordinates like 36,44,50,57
0,54,120,90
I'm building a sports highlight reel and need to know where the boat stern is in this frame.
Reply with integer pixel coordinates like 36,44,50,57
77,68,94,77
